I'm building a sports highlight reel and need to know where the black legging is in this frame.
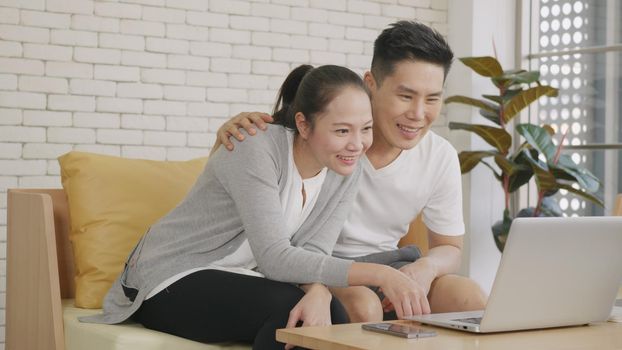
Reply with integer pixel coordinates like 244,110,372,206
131,269,349,350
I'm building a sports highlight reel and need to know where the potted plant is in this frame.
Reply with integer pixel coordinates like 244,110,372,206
446,56,603,251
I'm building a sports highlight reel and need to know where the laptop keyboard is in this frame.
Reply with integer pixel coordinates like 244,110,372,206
452,317,482,325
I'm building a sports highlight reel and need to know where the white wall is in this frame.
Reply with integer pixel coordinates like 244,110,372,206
446,0,517,293
0,0,449,347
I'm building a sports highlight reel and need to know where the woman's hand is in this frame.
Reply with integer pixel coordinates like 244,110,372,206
286,283,333,327
217,112,273,150
284,283,332,350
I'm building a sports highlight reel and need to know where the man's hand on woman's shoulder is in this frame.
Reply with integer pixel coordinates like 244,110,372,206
217,112,273,151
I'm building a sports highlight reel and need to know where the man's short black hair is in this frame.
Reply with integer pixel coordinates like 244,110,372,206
371,21,454,85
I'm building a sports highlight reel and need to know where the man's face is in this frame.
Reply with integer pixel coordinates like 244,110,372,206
365,60,445,155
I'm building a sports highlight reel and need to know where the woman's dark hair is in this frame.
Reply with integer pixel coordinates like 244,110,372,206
272,64,369,131
371,21,454,85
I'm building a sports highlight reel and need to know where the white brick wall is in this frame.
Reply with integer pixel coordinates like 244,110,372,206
0,0,449,347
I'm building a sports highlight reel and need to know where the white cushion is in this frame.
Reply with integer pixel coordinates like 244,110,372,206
63,300,251,350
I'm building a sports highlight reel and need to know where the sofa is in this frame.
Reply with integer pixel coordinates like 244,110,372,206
5,151,428,350
6,187,251,350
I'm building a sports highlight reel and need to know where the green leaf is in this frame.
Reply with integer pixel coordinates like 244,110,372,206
459,56,503,77
514,128,600,194
508,171,533,193
493,154,533,192
557,183,604,207
480,160,503,181
482,94,502,104
457,150,497,173
552,155,600,192
449,122,512,154
540,196,562,216
507,150,536,192
503,86,559,123
523,151,558,193
509,70,540,84
516,124,557,161
521,150,603,207
501,89,522,103
503,69,526,75
445,95,498,114
550,167,577,181
492,209,513,251
493,70,540,88
492,154,528,177
446,96,500,125
509,141,532,161
479,108,501,126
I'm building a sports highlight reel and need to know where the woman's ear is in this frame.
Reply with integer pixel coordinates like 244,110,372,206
295,112,311,139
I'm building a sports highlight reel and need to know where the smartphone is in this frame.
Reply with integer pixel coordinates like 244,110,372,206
361,322,437,339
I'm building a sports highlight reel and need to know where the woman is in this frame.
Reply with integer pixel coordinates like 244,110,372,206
82,65,424,349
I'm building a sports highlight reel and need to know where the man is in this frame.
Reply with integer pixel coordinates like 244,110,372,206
213,21,486,321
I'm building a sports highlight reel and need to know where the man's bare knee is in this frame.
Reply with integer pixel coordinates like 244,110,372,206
428,275,488,313
330,286,383,323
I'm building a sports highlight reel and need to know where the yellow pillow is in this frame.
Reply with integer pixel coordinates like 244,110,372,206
59,151,207,308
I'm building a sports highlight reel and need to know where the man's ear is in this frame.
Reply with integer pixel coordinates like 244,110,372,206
363,71,377,92
295,112,311,139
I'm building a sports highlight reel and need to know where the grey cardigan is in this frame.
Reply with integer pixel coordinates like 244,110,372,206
82,125,358,324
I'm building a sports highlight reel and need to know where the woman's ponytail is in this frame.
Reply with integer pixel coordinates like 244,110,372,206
272,64,313,129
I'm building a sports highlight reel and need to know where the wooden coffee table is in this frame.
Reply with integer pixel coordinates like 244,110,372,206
279,289,622,349
277,319,622,350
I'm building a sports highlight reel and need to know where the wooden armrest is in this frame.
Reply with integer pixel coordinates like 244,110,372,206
7,190,65,350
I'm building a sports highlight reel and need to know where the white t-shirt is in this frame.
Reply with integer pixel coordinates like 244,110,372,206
333,131,464,258
146,130,326,299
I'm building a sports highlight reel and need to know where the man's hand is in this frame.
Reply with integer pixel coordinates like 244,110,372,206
284,283,333,350
381,259,436,314
217,112,273,151
378,267,431,318
398,258,437,295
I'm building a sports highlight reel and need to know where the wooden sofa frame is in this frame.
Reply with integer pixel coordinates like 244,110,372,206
7,189,73,350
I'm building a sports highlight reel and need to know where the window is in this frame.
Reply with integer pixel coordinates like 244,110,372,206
523,0,622,216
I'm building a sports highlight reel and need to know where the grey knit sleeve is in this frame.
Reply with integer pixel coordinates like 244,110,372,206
211,126,353,287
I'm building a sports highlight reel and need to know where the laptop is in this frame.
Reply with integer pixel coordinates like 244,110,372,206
407,216,622,333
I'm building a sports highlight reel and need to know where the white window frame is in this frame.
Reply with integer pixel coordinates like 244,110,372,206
517,0,622,214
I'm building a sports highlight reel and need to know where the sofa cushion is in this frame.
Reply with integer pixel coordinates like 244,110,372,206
59,151,207,308
63,300,250,350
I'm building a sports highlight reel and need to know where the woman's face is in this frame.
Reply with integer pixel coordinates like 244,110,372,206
298,86,373,176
